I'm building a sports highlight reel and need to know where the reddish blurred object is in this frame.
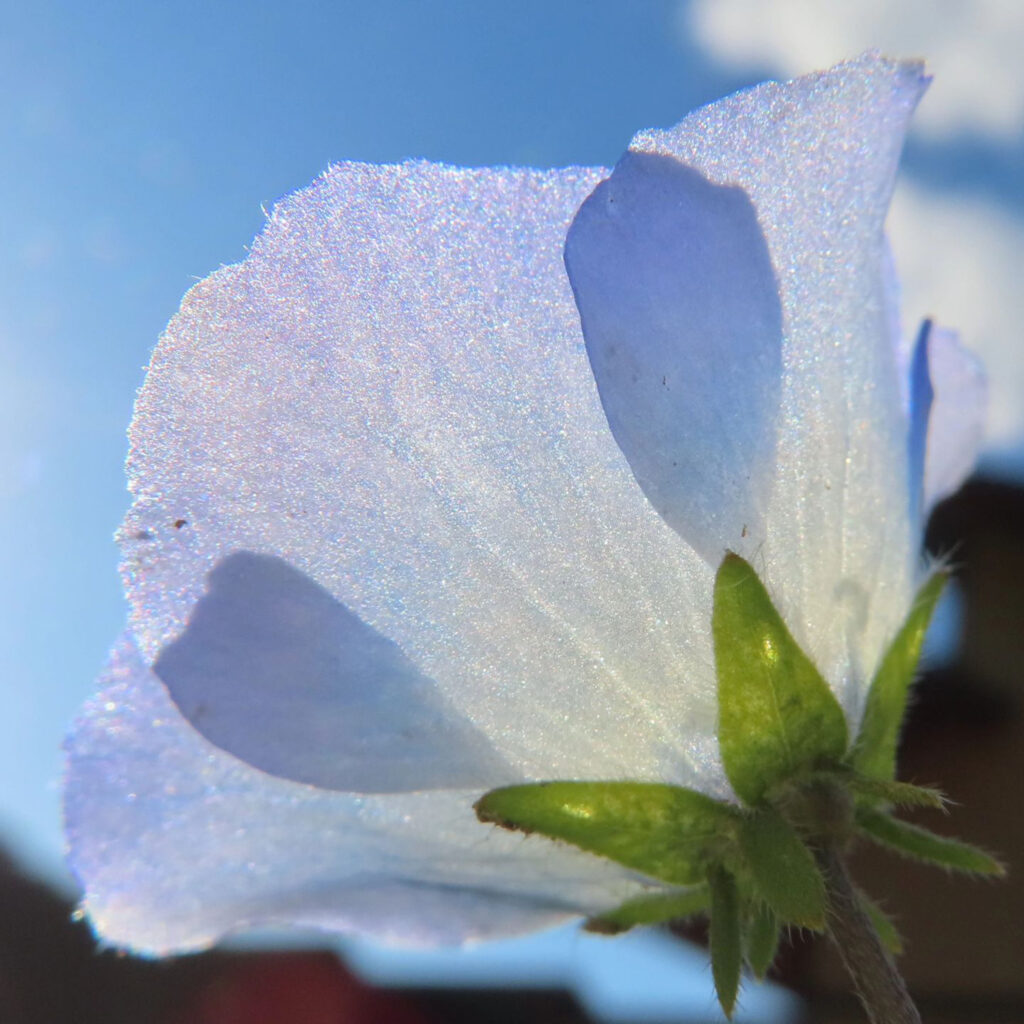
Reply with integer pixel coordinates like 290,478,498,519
178,952,429,1024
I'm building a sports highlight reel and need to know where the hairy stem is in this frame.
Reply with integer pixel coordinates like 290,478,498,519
816,845,920,1024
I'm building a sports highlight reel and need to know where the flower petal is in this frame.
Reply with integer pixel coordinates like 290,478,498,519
64,637,655,955
122,161,724,788
564,154,784,565
906,320,934,527
152,550,513,792
921,323,987,512
586,54,930,711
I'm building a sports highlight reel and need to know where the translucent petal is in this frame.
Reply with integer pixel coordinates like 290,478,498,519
152,551,514,793
64,637,655,955
921,324,987,512
623,54,930,713
907,320,933,527
122,161,725,790
564,154,783,565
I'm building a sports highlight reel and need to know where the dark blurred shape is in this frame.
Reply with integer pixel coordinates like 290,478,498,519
0,846,209,1023
926,479,1024,713
0,848,432,1024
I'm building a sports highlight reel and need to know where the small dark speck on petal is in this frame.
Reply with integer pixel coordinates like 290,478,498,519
173,519,188,530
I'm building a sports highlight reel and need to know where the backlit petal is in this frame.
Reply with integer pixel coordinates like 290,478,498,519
565,154,783,565
922,324,987,511
64,637,655,956
585,55,930,713
152,551,514,793
123,162,724,788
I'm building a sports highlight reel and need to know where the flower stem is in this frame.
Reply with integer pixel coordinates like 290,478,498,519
815,845,920,1024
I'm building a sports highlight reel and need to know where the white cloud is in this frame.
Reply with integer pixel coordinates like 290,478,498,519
684,0,1024,141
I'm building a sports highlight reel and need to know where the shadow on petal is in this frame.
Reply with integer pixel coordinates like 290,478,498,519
565,153,783,564
153,551,514,793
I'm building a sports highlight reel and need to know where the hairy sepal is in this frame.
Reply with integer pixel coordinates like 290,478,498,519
474,782,740,886
857,888,904,955
738,810,826,929
847,774,948,811
709,866,742,1018
714,553,848,805
744,903,780,980
857,808,1005,876
853,573,947,781
585,885,710,934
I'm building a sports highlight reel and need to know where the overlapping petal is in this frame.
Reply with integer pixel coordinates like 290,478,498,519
564,155,784,566
120,161,721,788
151,551,513,793
567,54,930,719
921,324,987,511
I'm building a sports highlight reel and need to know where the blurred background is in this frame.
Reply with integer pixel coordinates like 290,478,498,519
2,1,1022,1021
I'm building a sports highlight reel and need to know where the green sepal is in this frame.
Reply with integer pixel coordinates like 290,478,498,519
857,808,1005,876
847,774,947,811
853,572,947,781
585,885,710,935
709,866,742,1018
856,888,903,955
737,810,826,929
744,903,780,980
713,553,848,805
474,782,740,886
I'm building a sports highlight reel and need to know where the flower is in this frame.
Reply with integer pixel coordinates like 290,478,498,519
64,54,984,956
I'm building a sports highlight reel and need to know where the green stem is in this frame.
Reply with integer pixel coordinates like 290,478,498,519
816,845,920,1024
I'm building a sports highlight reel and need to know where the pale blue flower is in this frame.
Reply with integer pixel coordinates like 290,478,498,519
64,54,984,955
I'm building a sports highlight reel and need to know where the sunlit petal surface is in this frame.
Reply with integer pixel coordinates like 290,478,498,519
65,636,654,955
119,161,722,787
605,55,929,717
152,551,514,792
